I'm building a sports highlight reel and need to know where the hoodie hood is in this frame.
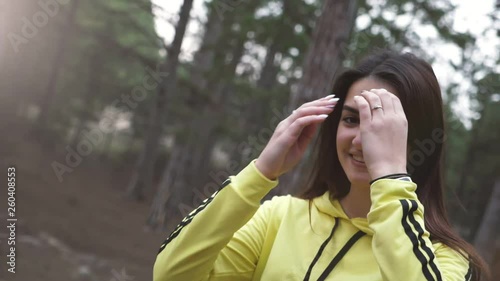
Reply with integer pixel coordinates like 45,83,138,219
312,191,374,235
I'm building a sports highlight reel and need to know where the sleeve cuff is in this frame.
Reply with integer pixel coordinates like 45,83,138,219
229,160,279,207
370,179,418,207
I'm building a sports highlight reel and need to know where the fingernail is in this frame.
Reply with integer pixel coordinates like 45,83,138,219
326,105,335,108
318,114,328,118
328,98,339,102
322,94,335,99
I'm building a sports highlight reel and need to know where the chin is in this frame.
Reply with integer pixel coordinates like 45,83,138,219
348,168,371,184
340,157,371,186
346,176,371,187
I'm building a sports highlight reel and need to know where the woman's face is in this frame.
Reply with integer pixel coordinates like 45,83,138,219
336,77,397,187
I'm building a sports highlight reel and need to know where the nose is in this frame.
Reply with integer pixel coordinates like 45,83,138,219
352,128,362,150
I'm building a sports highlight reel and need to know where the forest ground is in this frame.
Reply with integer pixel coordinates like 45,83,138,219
0,119,169,281
0,119,498,281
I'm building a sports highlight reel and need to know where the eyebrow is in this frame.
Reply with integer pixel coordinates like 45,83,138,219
342,105,359,115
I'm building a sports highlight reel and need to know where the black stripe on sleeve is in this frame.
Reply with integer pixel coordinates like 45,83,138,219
407,200,443,281
400,199,435,281
157,178,232,254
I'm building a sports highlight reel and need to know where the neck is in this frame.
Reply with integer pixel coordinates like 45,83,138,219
339,183,371,218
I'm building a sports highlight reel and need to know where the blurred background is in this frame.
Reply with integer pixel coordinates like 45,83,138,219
0,0,499,280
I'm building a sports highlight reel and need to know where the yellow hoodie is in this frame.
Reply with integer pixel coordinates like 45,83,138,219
153,160,471,281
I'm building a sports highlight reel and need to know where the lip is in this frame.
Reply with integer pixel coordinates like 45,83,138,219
350,155,366,168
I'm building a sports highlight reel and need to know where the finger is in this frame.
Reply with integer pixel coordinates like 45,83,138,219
303,103,337,113
289,102,338,123
285,96,339,129
298,93,338,108
320,94,336,100
300,96,339,109
370,88,395,114
297,122,320,152
282,105,334,134
292,106,334,119
287,114,328,141
359,90,384,117
391,94,404,115
353,95,371,127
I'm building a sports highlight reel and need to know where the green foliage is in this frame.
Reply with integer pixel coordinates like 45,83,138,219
6,0,497,236
70,0,161,139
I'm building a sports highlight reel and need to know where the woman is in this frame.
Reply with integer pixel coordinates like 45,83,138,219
153,50,489,280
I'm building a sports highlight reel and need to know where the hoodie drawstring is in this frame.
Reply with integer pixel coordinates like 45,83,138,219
303,217,366,281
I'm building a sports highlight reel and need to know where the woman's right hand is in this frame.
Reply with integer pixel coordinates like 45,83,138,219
255,95,339,180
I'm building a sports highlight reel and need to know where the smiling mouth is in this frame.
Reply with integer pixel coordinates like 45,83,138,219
350,154,365,165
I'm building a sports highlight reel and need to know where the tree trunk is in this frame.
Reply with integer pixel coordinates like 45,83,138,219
126,0,194,200
450,83,492,225
190,3,224,88
126,102,162,200
179,4,225,189
37,0,80,131
149,41,246,229
455,102,489,204
278,0,359,194
473,179,500,266
188,34,247,188
147,145,190,229
289,0,358,108
99,130,114,160
70,51,101,148
147,2,258,229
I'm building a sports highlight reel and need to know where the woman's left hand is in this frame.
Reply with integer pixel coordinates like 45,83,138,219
353,88,408,180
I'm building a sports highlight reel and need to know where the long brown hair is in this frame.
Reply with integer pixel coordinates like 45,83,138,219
298,50,489,280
